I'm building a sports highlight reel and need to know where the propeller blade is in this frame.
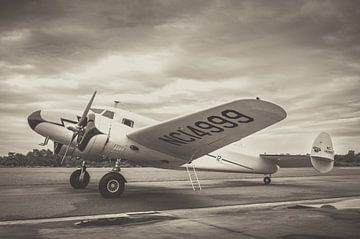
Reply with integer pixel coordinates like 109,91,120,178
61,133,77,165
78,91,97,127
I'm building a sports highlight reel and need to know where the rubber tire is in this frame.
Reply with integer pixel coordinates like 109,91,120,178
99,172,125,198
263,176,271,185
70,169,90,189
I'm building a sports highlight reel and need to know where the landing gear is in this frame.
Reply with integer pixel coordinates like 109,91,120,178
111,158,122,173
98,159,127,198
70,161,90,189
263,176,271,185
99,172,126,198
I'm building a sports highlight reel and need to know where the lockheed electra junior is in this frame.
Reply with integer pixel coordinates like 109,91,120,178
28,92,335,198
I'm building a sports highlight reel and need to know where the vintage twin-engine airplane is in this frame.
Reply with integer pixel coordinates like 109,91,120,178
27,92,335,198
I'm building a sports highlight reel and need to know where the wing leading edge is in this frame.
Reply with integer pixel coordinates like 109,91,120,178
127,99,286,161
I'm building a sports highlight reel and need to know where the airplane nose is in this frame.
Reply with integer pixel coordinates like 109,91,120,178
27,110,44,130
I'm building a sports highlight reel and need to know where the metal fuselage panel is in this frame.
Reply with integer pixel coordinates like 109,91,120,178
183,152,279,174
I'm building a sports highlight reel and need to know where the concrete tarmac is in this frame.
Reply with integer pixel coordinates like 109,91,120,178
0,167,360,238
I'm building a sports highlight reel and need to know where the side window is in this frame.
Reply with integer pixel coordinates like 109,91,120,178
122,118,134,128
102,110,115,119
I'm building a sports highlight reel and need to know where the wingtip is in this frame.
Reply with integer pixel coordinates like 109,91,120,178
247,98,287,121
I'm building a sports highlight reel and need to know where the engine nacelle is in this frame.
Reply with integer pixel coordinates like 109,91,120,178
310,132,334,173
80,134,110,161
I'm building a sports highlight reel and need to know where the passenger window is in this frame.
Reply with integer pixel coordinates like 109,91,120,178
102,110,115,119
122,118,134,128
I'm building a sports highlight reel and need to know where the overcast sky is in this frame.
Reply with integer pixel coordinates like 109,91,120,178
0,0,359,156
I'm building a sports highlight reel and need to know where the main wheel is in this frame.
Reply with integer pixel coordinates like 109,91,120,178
99,172,126,198
263,176,271,185
70,169,90,189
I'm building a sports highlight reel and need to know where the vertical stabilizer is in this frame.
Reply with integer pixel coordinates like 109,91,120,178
310,132,334,173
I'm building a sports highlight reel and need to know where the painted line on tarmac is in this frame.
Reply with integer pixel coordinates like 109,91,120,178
0,211,160,226
177,195,360,214
0,195,359,226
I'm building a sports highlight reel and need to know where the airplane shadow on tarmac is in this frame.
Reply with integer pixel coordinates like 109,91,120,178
63,180,296,215
60,179,319,219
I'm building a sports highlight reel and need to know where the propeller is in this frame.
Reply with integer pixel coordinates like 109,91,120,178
60,91,97,165
77,113,98,151
60,133,77,165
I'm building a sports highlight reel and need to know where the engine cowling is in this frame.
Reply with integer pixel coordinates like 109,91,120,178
310,132,334,173
80,134,109,160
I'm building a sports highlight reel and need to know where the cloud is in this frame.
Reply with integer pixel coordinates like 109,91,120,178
0,0,359,155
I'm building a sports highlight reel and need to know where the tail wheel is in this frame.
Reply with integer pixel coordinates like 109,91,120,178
70,169,90,189
263,176,271,185
99,172,126,198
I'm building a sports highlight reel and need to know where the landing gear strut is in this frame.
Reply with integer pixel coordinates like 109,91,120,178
70,161,90,189
112,158,121,172
99,159,127,198
263,175,271,185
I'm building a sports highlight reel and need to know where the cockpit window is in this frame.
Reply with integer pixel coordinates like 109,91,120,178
122,118,134,128
90,108,104,114
102,110,115,119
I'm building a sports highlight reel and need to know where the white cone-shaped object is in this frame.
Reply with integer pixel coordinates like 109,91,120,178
310,132,335,173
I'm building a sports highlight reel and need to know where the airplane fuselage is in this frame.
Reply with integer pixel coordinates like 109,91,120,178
28,106,279,174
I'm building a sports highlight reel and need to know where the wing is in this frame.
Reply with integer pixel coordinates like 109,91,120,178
127,99,286,161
